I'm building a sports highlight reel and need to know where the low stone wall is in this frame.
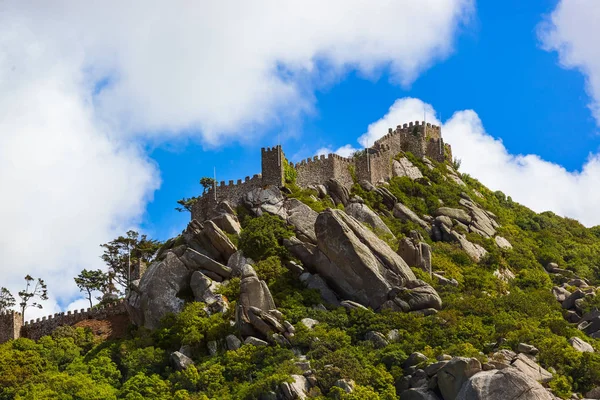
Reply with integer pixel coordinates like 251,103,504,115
20,300,128,341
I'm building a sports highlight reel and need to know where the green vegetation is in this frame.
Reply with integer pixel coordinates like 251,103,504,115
6,150,600,399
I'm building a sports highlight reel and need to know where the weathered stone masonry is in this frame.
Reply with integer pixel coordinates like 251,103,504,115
0,300,128,344
191,120,451,221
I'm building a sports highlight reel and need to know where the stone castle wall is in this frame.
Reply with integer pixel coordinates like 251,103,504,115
0,311,22,344
0,300,128,344
293,153,354,189
192,120,450,221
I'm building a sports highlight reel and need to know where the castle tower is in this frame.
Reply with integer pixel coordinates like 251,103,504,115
0,310,22,344
261,145,285,187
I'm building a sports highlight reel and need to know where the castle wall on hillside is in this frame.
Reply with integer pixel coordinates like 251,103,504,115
293,153,354,189
0,301,128,344
0,311,22,343
192,120,449,221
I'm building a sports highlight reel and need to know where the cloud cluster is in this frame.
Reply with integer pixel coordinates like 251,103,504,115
539,0,600,124
0,1,474,315
363,98,600,227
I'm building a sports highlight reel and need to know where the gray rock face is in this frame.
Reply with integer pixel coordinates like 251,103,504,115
171,351,194,371
285,198,318,244
180,248,232,279
202,221,237,262
393,158,424,180
190,271,228,315
398,230,432,273
300,318,319,330
244,336,268,346
456,368,553,400
375,186,398,210
397,280,443,311
394,203,431,232
243,186,286,218
365,331,389,348
569,336,594,352
280,375,310,400
517,343,539,355
314,209,417,309
563,290,585,310
494,236,512,249
325,178,350,206
334,379,355,394
400,388,441,400
236,265,277,337
226,334,242,351
437,357,482,400
435,207,472,225
239,265,276,311
211,213,242,236
227,250,251,277
511,354,553,383
345,202,393,237
127,252,189,329
299,273,340,306
552,286,571,303
452,231,487,262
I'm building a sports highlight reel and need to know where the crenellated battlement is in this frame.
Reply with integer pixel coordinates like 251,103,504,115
0,300,128,344
191,121,451,221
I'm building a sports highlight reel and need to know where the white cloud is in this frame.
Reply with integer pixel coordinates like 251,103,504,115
360,98,600,227
538,0,600,123
0,1,473,312
316,144,359,158
359,98,440,147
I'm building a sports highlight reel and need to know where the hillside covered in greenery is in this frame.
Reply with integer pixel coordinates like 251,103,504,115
3,152,600,400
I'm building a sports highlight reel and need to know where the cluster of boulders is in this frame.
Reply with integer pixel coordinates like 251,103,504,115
548,263,600,339
126,216,239,329
392,342,559,400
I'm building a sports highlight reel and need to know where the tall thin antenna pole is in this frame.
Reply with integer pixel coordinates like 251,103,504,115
213,167,217,201
367,140,370,173
424,106,427,138
127,240,131,297
278,133,281,167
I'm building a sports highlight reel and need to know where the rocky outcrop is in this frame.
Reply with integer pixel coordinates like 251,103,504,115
313,209,417,309
210,213,242,236
299,273,340,307
280,375,311,400
394,203,431,232
183,219,237,263
325,179,350,206
345,202,393,237
398,230,432,272
437,357,482,400
285,199,318,244
456,368,553,400
393,158,424,180
127,252,189,329
235,265,295,342
569,336,594,353
398,353,556,400
243,186,286,218
190,271,229,314
171,351,194,371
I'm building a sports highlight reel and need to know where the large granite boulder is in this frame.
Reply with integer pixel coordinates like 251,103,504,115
325,178,350,206
280,375,310,400
511,354,553,383
190,271,228,315
236,265,277,337
393,158,424,180
394,203,431,232
456,368,553,400
243,186,286,218
437,357,482,400
285,198,318,244
398,231,432,272
210,213,242,236
345,202,393,237
126,252,190,329
313,209,416,309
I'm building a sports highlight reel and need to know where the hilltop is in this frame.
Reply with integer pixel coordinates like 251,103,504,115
2,122,600,399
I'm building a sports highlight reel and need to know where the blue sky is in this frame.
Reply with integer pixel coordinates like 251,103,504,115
3,0,600,313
